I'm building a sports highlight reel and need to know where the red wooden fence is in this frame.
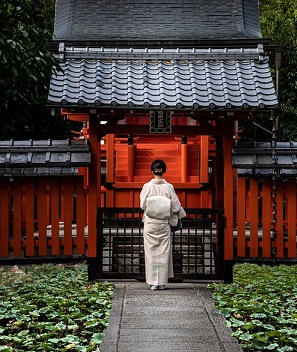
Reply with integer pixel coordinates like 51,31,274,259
1,174,297,261
234,177,297,259
0,176,89,258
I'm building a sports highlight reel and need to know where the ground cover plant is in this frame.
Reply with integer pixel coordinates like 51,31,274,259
209,263,297,352
0,264,113,351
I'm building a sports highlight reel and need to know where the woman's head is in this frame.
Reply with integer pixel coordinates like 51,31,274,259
151,159,166,175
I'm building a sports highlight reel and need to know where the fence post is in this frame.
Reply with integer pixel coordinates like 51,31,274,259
88,208,103,281
223,260,234,284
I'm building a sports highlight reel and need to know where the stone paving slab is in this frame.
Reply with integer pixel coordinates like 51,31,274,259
99,282,243,352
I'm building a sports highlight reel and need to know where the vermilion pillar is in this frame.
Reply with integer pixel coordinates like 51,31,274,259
106,134,115,207
87,114,100,257
128,135,134,182
181,135,188,182
200,135,209,207
224,118,235,260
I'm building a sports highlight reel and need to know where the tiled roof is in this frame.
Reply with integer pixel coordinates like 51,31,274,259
0,167,80,176
53,0,262,42
233,142,297,176
0,140,90,176
48,47,278,110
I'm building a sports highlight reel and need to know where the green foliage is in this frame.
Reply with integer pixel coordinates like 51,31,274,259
260,0,297,141
240,1,297,142
0,2,58,119
0,0,78,140
209,264,297,351
0,264,114,351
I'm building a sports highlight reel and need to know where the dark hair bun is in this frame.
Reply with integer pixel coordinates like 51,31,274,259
151,159,166,174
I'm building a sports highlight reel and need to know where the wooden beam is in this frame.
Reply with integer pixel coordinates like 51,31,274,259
250,178,259,257
50,177,60,256
92,124,224,136
276,180,284,258
237,177,246,257
106,134,115,206
224,119,234,260
262,178,272,258
214,135,224,209
287,179,297,258
181,142,188,182
87,115,99,257
110,182,203,189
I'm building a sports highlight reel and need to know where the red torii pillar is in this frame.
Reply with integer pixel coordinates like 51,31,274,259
87,114,101,256
224,118,235,260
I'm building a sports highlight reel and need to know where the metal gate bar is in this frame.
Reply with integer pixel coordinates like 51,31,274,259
95,208,224,281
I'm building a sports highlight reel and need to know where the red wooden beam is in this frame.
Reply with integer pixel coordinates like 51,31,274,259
0,178,10,257
237,177,246,257
224,119,234,260
276,181,284,258
87,115,99,257
13,178,22,257
250,178,259,257
92,124,224,136
63,177,73,256
262,179,272,258
76,177,86,255
50,177,60,256
181,142,188,182
25,178,35,257
287,179,296,258
38,178,47,256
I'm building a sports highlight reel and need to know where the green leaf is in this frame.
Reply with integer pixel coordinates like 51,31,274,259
48,338,59,344
230,319,244,327
30,310,40,317
253,340,266,349
242,322,254,331
219,308,232,318
252,319,263,327
76,347,87,352
239,332,253,341
91,332,105,344
266,330,282,338
277,347,294,352
0,347,13,352
1,54,7,64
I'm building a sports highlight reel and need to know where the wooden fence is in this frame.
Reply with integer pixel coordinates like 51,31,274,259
1,175,297,261
234,177,297,259
0,176,89,258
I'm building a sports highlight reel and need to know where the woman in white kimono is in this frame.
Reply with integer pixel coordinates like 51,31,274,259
140,160,181,290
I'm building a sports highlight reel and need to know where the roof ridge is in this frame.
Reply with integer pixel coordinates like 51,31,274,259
58,45,265,62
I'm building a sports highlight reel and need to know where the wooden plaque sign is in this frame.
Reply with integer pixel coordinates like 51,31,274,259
149,111,172,133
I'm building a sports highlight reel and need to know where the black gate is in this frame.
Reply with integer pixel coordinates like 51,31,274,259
89,208,225,281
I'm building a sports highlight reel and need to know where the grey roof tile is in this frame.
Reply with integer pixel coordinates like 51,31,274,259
48,51,278,110
53,0,262,42
233,142,297,171
0,167,80,176
0,140,91,170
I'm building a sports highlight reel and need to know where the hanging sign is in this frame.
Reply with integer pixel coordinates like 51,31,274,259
149,111,172,133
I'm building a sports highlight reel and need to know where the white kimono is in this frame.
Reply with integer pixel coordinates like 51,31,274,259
140,179,181,286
